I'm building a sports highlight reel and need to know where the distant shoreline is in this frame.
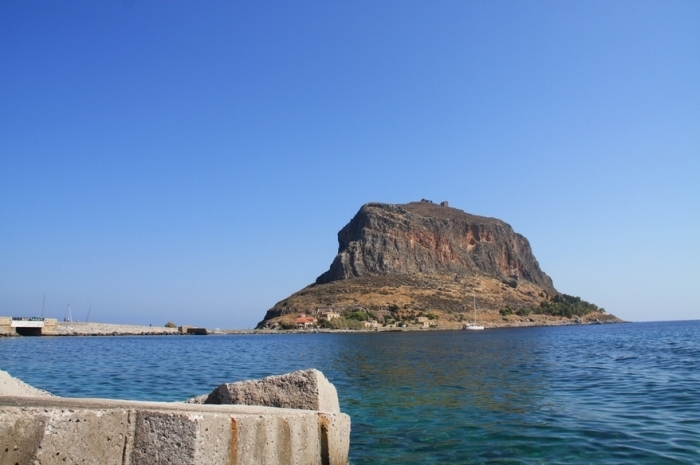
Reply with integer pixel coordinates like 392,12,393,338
0,317,626,337
251,318,626,335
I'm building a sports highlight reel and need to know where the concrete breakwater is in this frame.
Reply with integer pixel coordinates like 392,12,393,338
0,318,182,336
53,321,180,336
0,317,58,336
0,369,350,464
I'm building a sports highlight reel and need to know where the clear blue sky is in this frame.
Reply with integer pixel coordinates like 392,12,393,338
2,1,698,328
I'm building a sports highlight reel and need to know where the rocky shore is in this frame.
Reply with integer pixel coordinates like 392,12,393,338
1,317,624,338
255,314,624,334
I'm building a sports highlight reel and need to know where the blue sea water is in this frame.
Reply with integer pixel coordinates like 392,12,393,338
1,321,699,464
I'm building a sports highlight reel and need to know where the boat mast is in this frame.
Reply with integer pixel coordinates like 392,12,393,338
41,293,45,318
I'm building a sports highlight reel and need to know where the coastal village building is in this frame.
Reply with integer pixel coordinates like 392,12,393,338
295,315,317,328
316,306,344,316
318,310,340,321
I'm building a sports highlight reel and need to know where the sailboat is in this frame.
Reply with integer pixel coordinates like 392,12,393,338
463,295,484,330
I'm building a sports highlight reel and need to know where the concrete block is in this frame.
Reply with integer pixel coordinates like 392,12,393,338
0,317,13,336
0,407,129,465
36,408,129,464
0,369,349,464
190,369,341,413
0,397,350,465
234,410,320,465
0,409,47,465
0,369,53,397
318,412,351,465
42,318,58,335
131,410,236,465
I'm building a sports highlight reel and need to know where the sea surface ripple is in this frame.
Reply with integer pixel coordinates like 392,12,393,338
1,320,699,464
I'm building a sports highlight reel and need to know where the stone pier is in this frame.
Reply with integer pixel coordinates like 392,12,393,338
0,317,57,336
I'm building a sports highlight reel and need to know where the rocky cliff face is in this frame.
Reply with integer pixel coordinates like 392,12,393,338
257,200,574,328
316,201,555,293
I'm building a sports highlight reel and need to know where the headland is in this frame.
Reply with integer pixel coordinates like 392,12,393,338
258,200,622,330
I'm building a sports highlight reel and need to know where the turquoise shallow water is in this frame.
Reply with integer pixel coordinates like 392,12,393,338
1,321,699,464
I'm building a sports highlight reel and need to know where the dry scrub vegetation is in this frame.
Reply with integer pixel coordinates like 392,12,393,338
261,274,616,329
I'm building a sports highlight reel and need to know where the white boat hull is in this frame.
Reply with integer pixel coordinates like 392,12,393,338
463,325,484,331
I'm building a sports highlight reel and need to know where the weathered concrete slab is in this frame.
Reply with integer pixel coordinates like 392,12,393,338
0,396,350,465
0,369,349,464
42,318,57,335
187,369,341,413
0,370,53,397
0,317,15,336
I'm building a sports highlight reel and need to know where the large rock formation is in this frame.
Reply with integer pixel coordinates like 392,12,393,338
316,201,554,292
258,200,614,329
